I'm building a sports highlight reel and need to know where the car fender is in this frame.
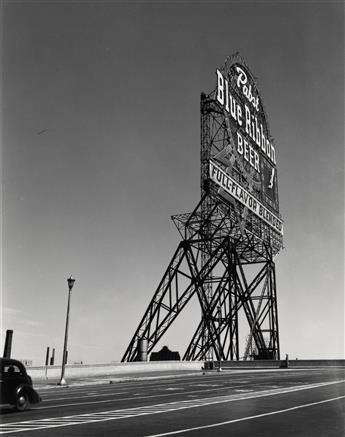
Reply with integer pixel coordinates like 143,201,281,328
16,384,42,404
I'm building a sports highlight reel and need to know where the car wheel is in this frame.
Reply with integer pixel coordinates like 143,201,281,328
15,393,29,411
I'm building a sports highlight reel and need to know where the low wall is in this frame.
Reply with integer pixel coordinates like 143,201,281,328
287,359,345,367
219,359,345,369
27,359,344,381
28,360,203,381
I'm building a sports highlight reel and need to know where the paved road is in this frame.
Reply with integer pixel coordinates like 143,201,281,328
1,368,344,436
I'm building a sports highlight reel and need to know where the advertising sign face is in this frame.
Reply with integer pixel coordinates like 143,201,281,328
209,55,283,235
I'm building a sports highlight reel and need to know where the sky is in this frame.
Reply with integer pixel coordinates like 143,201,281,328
1,0,344,366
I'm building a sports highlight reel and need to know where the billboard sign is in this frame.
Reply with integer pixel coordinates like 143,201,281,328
209,55,283,235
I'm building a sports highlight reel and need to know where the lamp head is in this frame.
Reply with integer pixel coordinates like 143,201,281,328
67,275,76,291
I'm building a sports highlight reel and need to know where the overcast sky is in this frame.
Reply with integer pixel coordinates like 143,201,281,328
1,0,344,365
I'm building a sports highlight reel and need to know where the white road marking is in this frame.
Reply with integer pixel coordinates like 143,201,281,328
234,389,253,393
36,381,260,409
0,380,343,435
40,388,131,402
147,395,345,436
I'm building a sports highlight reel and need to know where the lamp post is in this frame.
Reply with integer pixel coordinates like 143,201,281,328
58,276,76,386
217,305,222,372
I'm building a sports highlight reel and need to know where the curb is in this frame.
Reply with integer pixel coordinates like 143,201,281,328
35,371,204,390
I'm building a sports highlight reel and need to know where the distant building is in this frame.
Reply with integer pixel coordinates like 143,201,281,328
253,349,276,360
150,346,180,361
19,359,33,367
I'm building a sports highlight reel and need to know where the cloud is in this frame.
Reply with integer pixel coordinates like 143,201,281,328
14,329,47,339
3,307,44,328
3,307,25,317
21,319,45,328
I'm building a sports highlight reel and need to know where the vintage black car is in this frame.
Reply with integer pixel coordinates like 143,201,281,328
0,358,41,411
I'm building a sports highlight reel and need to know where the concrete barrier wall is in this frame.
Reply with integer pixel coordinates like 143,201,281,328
28,361,203,381
287,359,345,367
220,359,345,369
218,360,278,369
27,359,344,381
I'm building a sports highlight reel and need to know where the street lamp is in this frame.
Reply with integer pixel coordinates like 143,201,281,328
58,276,76,386
217,305,222,372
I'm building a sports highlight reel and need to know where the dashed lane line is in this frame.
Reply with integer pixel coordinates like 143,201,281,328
0,380,343,435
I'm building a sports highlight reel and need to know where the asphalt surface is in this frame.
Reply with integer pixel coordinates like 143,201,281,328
0,367,344,436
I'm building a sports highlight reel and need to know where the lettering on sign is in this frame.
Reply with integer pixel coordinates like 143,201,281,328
209,161,283,235
210,56,282,223
235,66,260,111
216,69,276,168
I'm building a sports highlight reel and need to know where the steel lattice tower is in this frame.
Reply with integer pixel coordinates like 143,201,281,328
122,54,283,363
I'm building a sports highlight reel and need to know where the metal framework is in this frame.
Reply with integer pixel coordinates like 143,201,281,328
122,72,283,363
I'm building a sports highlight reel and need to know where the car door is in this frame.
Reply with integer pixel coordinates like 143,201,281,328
2,363,28,404
0,362,5,404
